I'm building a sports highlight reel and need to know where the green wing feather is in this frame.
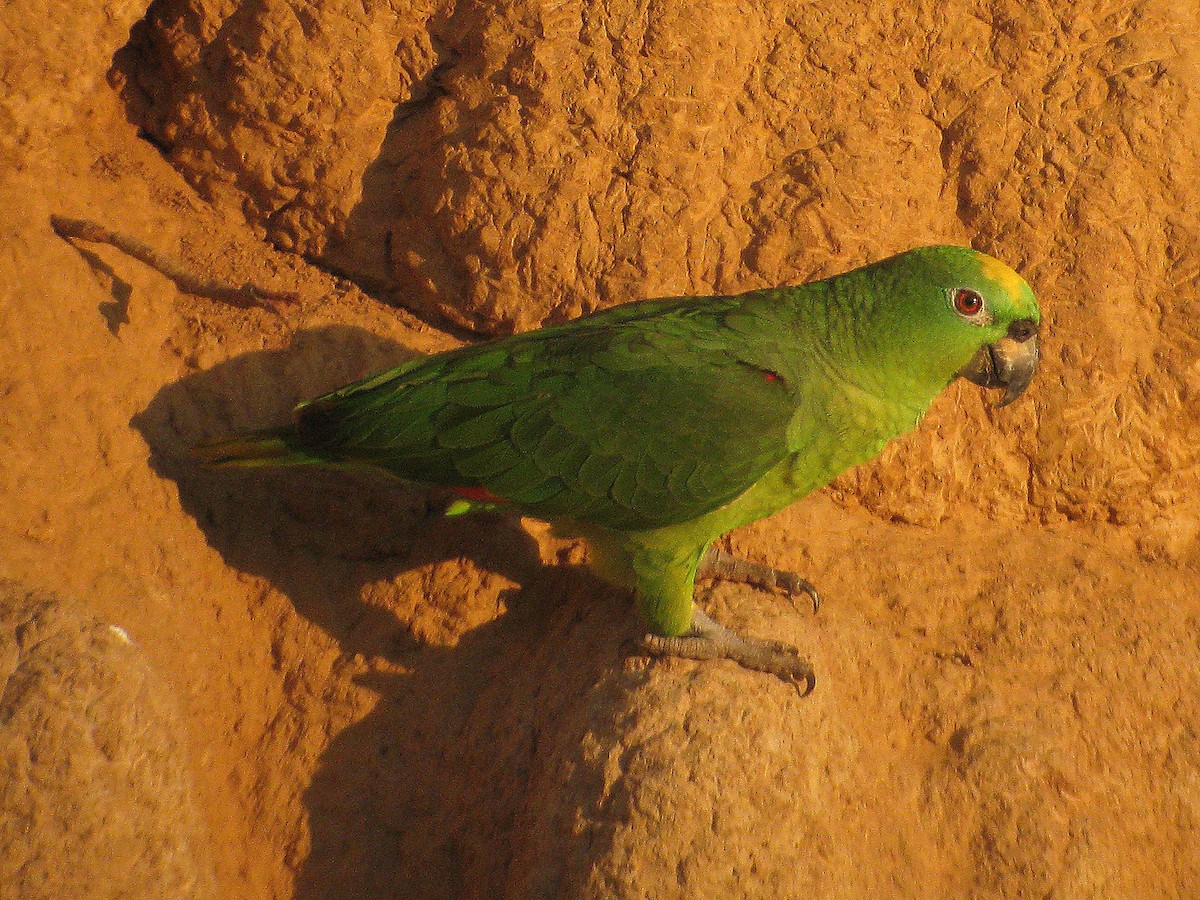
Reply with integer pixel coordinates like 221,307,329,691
291,295,801,531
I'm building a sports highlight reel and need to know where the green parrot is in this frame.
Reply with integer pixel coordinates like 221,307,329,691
197,246,1040,694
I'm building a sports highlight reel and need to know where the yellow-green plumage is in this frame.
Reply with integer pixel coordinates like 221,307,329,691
198,246,1040,646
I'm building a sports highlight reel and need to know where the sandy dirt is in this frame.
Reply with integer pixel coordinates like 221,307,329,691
2,0,1199,897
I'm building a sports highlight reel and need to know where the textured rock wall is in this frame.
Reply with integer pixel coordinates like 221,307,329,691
0,0,147,166
0,583,216,899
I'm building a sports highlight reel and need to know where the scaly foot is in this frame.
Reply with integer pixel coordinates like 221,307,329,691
640,608,815,695
698,547,821,614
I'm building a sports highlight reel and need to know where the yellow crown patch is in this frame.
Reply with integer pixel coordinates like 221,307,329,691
978,253,1031,311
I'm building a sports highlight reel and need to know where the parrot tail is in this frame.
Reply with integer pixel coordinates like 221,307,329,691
193,425,325,468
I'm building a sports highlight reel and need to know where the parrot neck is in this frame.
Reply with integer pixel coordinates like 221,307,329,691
836,342,955,411
790,274,955,413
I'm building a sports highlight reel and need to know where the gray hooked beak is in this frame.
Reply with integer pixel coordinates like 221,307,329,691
958,320,1039,407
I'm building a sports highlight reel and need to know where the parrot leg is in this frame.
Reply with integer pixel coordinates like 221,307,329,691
640,608,815,695
623,541,815,694
698,547,821,614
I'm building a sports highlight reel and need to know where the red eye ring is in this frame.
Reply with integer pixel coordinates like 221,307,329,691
953,288,984,316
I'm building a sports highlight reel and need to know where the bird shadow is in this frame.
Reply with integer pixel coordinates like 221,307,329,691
132,323,642,897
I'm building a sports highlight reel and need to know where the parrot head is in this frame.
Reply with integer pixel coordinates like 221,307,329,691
864,246,1041,407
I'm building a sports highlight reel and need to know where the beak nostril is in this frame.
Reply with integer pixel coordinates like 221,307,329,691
1008,319,1037,343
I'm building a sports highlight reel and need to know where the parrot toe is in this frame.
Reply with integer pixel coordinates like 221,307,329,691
638,608,815,696
698,548,821,614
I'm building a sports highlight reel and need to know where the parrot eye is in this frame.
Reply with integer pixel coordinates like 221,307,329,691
952,288,985,318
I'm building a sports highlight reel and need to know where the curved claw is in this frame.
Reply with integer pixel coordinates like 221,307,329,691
789,664,817,698
750,637,816,695
775,572,821,615
700,548,822,616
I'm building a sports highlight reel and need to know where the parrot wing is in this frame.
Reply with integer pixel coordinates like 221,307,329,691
294,297,800,531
